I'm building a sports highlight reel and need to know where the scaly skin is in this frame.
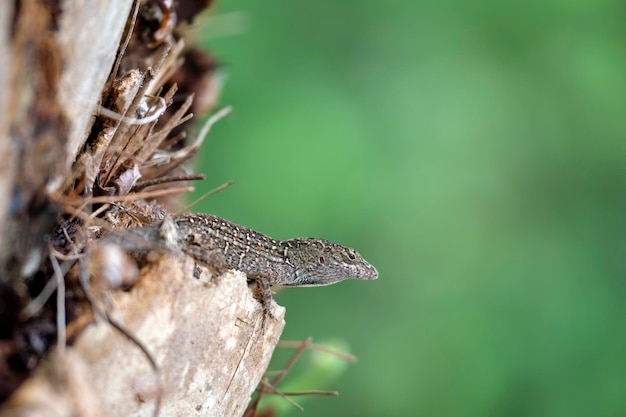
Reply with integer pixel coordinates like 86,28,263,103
174,213,379,287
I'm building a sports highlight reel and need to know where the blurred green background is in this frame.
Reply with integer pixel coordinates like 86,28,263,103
193,1,626,416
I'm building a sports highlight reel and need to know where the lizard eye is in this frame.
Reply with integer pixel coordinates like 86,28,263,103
347,251,356,260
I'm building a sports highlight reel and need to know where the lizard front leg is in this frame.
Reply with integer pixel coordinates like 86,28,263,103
182,245,229,272
250,272,277,322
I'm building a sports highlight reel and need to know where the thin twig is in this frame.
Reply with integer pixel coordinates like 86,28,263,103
277,340,358,363
97,96,167,125
79,186,194,206
110,0,140,80
159,130,186,150
21,272,58,320
133,173,206,192
90,202,112,219
244,338,313,416
258,380,304,411
49,253,66,354
268,337,313,386
21,248,80,319
180,106,232,152
175,181,234,216
273,390,339,397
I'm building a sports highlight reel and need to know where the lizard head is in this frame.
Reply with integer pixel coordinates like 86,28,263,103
281,238,378,287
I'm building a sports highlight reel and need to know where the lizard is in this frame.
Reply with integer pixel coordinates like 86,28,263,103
167,213,379,314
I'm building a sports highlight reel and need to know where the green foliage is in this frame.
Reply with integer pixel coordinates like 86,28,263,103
197,1,626,415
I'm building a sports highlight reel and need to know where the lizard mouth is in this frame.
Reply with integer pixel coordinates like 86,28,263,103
361,262,379,280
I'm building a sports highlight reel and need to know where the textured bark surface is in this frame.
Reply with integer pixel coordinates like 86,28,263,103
57,1,135,174
73,254,285,417
1,254,285,417
0,1,284,416
0,2,14,241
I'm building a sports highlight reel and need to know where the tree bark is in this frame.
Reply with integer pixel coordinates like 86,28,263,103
0,1,284,416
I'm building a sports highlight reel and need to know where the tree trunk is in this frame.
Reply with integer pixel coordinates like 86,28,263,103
0,1,284,416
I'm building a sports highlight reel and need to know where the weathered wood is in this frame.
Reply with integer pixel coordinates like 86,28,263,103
73,253,285,417
56,0,135,177
0,1,14,245
0,0,133,254
1,255,285,417
0,1,286,415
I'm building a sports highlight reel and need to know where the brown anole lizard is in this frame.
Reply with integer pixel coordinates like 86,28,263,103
167,213,378,313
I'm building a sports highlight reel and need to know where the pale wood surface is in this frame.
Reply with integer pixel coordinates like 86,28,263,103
0,1,16,249
73,254,285,417
57,0,135,175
